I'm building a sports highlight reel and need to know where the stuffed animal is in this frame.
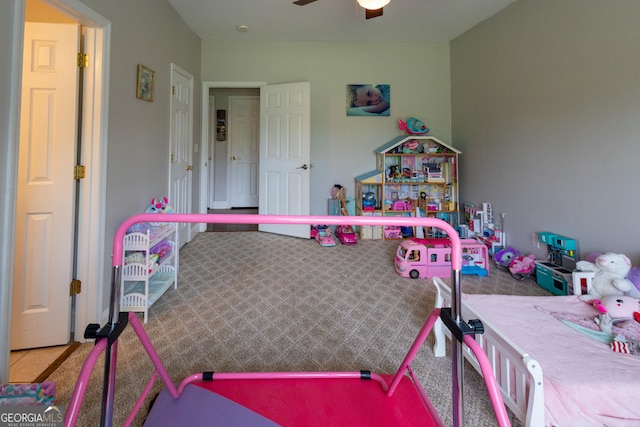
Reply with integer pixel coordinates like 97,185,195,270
493,246,520,268
591,295,640,321
590,295,640,346
577,252,635,301
145,197,173,226
398,118,430,135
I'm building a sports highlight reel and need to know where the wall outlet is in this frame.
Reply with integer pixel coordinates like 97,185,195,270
531,232,540,249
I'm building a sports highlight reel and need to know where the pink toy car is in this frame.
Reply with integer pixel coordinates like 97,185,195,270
315,225,336,247
335,225,358,245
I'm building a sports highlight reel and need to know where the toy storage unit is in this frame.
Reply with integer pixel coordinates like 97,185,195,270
355,135,461,240
120,224,178,323
463,202,505,255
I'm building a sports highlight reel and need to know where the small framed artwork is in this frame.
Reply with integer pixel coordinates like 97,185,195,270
136,64,155,102
346,83,390,116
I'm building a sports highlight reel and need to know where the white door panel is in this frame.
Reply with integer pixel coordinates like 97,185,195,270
259,82,310,238
170,64,193,247
12,23,79,349
229,96,259,207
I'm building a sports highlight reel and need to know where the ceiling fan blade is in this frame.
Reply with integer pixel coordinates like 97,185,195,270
365,7,384,19
293,0,317,5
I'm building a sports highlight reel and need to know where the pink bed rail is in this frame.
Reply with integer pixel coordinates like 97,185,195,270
64,214,509,427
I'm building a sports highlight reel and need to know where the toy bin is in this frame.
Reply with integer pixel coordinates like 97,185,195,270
0,382,55,406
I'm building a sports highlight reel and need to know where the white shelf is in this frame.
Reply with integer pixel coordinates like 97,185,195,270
120,224,178,323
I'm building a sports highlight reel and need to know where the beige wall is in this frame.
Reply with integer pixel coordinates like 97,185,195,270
201,40,452,215
452,0,640,260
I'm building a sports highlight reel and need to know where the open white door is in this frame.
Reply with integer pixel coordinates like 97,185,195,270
258,82,311,238
229,96,259,208
12,23,79,349
169,64,194,247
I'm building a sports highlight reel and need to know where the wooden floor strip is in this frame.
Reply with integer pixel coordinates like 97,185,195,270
34,342,80,383
207,209,259,232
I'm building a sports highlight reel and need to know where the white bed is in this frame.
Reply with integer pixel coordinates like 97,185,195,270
433,276,640,427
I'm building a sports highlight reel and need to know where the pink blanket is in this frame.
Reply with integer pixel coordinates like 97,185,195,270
463,294,640,427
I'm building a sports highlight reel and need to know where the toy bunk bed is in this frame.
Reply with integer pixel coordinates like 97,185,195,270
433,277,640,427
64,214,511,427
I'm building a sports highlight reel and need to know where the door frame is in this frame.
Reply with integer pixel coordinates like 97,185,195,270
199,81,266,233
0,0,110,382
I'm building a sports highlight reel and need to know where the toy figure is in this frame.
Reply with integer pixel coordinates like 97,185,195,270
387,165,400,180
363,191,376,211
398,118,430,135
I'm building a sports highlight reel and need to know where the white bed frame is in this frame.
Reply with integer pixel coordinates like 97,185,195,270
433,271,597,427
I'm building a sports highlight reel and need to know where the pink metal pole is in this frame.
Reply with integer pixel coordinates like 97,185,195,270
387,308,442,395
111,214,463,271
463,335,511,427
92,214,467,427
64,339,107,427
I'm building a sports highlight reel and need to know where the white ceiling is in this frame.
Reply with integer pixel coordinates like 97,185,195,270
166,0,516,43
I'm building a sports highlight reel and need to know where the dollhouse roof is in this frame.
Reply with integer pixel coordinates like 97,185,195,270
354,170,383,183
374,135,461,155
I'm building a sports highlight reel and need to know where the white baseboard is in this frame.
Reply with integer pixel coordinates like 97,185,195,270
211,201,229,209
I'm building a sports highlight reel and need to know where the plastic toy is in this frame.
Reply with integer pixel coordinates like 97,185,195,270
508,254,536,281
395,238,489,279
402,139,420,153
398,118,430,135
335,225,357,245
384,226,403,239
391,200,412,211
315,225,336,247
362,191,376,211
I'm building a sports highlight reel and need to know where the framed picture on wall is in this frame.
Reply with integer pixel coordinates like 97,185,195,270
136,64,155,102
346,83,390,116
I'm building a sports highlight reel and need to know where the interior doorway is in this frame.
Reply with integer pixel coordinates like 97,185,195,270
206,87,260,210
198,81,311,239
2,0,109,384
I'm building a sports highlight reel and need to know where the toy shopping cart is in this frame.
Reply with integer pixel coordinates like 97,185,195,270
65,214,510,427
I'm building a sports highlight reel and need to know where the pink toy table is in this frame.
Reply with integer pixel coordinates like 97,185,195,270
64,214,510,427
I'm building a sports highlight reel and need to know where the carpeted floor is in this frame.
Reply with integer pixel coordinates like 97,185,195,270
48,231,550,426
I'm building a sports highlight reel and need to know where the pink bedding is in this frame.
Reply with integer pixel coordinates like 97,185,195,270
463,293,640,427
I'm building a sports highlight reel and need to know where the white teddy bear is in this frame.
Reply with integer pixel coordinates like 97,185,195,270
576,252,634,301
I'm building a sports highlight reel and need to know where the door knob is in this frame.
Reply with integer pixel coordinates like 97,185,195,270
186,165,193,171
232,156,237,160
297,164,309,170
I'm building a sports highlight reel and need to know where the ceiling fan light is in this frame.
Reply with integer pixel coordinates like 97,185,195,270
357,0,390,11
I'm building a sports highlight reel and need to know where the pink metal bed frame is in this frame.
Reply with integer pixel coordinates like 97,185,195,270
64,214,511,427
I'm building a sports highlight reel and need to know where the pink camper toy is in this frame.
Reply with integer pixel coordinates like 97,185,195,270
396,238,489,279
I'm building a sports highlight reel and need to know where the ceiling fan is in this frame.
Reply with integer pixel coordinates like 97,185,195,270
293,0,388,20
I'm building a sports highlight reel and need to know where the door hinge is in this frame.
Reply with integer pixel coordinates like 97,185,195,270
74,165,86,180
172,85,175,95
77,53,89,68
70,279,81,296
